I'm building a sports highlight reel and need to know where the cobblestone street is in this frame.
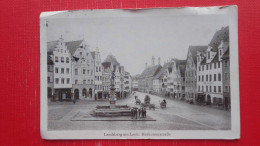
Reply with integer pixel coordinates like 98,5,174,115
48,92,231,130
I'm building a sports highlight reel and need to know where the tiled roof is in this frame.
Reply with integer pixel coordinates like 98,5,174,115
104,55,120,66
47,40,59,53
154,63,170,79
221,48,230,60
66,40,83,55
209,26,229,52
188,46,208,65
139,65,162,79
47,40,83,55
175,59,186,77
102,62,111,69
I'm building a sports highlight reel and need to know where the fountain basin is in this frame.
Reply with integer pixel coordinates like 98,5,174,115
92,105,131,117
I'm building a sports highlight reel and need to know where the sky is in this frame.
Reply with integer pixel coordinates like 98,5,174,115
47,14,229,76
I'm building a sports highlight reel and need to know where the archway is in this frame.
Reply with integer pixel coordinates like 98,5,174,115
89,88,92,98
74,89,79,99
82,88,87,97
48,87,52,98
207,94,211,105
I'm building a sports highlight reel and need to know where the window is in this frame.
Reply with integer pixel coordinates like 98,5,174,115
206,86,208,92
96,67,98,72
83,69,86,74
206,75,208,81
66,57,69,63
55,56,58,62
55,67,59,73
48,77,51,83
75,69,78,75
99,67,101,72
87,70,89,75
198,76,200,82
208,52,210,59
225,73,229,80
91,70,93,75
210,74,212,81
218,86,221,92
218,73,221,81
218,62,221,68
210,64,212,69
75,80,78,84
224,60,228,67
214,63,216,69
83,80,86,84
55,78,59,84
202,65,204,71
198,86,200,91
61,78,64,84
61,68,64,74
61,57,64,63
48,66,53,72
202,75,204,82
214,74,216,81
214,86,216,92
206,65,208,70
66,68,69,74
199,66,201,71
67,78,70,84
210,86,212,92
202,86,204,92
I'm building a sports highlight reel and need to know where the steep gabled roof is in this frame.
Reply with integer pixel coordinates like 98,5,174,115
221,47,230,60
104,55,120,66
47,40,59,53
188,46,208,65
66,40,83,55
102,62,111,69
139,65,162,79
175,59,186,77
154,63,170,79
47,40,83,55
209,26,229,52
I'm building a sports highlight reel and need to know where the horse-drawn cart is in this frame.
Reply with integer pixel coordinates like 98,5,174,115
160,100,167,108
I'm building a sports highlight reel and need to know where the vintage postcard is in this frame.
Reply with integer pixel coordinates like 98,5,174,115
40,6,240,139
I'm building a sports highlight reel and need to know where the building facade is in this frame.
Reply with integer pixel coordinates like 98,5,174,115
222,48,230,109
91,49,103,99
185,46,207,102
197,26,229,105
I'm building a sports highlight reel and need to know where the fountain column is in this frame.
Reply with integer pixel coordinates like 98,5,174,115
109,70,117,109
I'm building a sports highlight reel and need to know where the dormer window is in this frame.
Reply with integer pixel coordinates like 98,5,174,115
208,52,210,59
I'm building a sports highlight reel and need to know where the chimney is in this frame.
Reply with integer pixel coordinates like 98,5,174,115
158,57,161,65
152,56,155,65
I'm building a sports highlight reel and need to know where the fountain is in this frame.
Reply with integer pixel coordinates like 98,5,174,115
92,67,132,117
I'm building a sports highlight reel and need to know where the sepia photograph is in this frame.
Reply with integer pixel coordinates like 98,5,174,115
40,6,240,139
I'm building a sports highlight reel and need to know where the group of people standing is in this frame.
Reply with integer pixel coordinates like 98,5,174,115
131,108,146,119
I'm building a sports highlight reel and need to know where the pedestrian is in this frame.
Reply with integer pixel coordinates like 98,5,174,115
138,108,141,118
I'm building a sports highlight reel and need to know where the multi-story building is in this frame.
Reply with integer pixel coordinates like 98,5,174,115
91,49,103,99
124,71,132,97
197,26,229,105
47,53,54,99
102,55,129,99
153,62,168,95
48,36,73,101
138,57,162,93
185,46,207,102
221,47,230,109
131,75,140,91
